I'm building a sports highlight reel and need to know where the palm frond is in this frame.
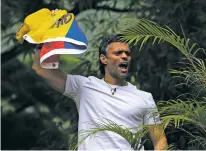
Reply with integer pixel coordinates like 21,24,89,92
156,100,206,149
77,119,148,149
178,127,206,149
118,18,188,54
157,100,206,129
167,143,179,150
189,136,206,149
67,132,78,150
169,57,206,91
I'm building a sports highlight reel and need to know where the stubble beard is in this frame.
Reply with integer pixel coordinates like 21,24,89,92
106,63,128,81
111,68,128,80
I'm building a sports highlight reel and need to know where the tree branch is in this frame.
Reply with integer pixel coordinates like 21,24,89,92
95,5,135,12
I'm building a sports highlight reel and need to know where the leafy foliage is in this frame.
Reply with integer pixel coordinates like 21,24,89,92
157,99,206,149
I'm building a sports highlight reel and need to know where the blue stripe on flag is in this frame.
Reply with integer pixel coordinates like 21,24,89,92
65,20,88,45
64,41,87,50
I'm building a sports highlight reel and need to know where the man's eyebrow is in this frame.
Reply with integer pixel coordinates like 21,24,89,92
114,49,131,52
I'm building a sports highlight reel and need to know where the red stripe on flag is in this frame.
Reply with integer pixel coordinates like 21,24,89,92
40,41,64,58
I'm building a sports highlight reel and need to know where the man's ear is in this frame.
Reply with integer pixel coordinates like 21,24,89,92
100,54,107,65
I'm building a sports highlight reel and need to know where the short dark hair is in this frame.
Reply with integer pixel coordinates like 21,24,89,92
99,34,123,75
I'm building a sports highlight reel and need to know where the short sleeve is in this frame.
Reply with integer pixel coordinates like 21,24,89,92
63,74,88,100
143,94,161,125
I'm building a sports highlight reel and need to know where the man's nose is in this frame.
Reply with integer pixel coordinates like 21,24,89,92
121,52,128,59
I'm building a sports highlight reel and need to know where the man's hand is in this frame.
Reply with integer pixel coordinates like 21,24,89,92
32,46,67,94
148,124,168,150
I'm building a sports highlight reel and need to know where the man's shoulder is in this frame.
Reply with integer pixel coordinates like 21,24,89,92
86,75,102,81
68,75,102,85
136,88,152,97
128,82,152,99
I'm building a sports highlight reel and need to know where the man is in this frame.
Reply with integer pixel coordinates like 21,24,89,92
32,10,168,150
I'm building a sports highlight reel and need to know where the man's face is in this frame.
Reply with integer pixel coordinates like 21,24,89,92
103,42,131,79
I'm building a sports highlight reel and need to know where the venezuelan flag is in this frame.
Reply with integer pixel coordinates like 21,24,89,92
16,8,88,69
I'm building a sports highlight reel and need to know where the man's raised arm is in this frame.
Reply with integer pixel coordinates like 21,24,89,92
32,47,67,94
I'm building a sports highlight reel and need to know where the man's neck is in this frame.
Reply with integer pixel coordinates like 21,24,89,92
104,74,127,86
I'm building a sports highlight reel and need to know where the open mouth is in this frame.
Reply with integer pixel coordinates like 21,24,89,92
119,62,128,73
